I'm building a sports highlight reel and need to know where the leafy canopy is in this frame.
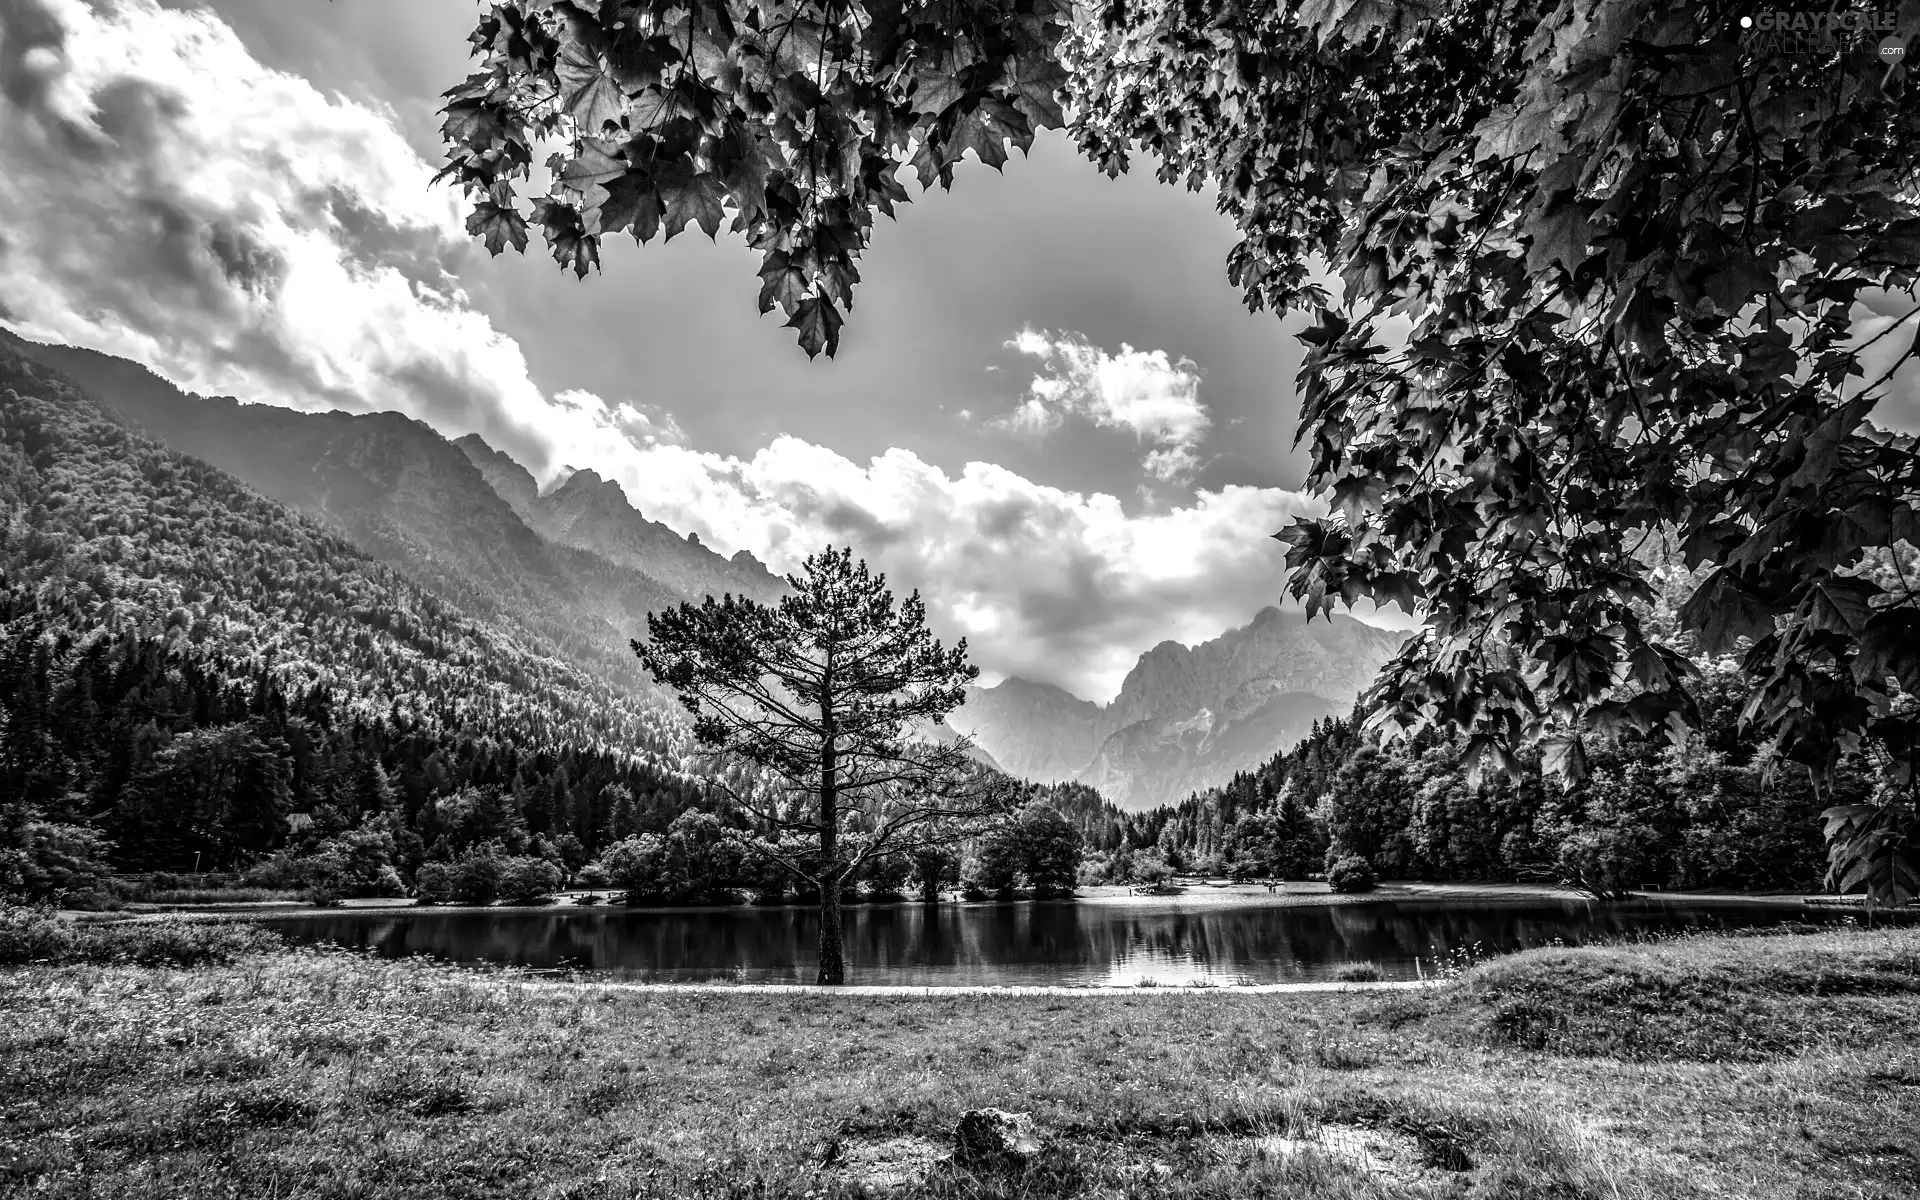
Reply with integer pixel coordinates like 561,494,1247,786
439,0,1071,357
444,0,1920,900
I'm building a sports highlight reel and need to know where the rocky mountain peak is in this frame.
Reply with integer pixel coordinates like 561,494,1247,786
955,607,1407,810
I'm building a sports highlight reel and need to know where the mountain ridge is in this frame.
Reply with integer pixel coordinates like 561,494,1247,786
455,433,784,607
953,607,1406,810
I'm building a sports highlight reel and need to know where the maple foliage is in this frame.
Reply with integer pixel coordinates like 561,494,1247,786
438,0,1070,357
442,0,1920,901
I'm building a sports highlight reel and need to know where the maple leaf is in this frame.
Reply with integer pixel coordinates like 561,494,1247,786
1330,475,1384,526
662,175,728,240
785,296,843,359
1678,570,1776,654
1806,577,1881,637
534,199,600,278
1854,609,1920,693
913,73,968,118
1008,58,1070,129
465,200,528,256
559,141,629,195
757,251,809,316
586,175,662,242
557,42,626,137
1525,198,1594,278
1540,734,1588,786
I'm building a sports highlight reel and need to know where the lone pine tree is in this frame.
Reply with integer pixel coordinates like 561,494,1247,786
443,1,1920,903
634,547,1008,983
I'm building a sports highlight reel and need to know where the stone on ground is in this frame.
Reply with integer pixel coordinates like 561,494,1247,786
953,1108,1042,1163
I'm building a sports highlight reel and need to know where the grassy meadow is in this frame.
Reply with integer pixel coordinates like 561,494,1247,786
2,910,1917,1199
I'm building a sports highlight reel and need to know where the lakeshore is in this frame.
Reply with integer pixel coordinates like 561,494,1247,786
87,877,1832,921
3,916,1916,1199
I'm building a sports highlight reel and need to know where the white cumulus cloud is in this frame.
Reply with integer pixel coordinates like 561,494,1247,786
0,0,636,478
995,327,1213,483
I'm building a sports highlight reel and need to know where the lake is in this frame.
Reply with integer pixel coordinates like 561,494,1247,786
259,893,1882,986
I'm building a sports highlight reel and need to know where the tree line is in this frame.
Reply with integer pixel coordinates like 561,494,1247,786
1065,656,1865,900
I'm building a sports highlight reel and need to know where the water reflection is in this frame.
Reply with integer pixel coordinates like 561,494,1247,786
262,896,1889,986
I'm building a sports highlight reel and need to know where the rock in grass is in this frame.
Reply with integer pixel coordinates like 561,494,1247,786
953,1109,1041,1164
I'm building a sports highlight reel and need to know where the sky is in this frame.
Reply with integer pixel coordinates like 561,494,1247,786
1,1,1913,703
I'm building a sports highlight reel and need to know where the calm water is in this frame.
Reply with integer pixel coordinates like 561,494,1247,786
260,895,1879,985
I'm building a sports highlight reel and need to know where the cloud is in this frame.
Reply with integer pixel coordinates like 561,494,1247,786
1852,288,1920,435
994,327,1213,482
0,0,627,477
0,0,1352,703
585,438,1332,700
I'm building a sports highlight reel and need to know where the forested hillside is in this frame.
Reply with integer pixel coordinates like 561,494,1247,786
0,337,733,891
1073,654,1873,896
0,332,715,691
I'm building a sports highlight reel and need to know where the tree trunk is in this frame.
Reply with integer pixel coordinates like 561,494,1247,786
817,873,846,984
817,730,845,984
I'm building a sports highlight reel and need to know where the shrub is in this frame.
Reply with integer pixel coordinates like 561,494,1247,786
9,822,115,902
450,846,505,905
411,846,516,905
0,904,281,966
911,846,961,902
413,861,455,905
499,856,563,904
572,862,611,891
859,853,912,900
595,834,667,902
1129,851,1174,890
592,813,745,905
1328,855,1378,894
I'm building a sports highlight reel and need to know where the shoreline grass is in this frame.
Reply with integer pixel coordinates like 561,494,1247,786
2,914,1917,1198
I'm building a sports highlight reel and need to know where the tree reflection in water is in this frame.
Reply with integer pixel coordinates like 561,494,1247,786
264,897,1875,985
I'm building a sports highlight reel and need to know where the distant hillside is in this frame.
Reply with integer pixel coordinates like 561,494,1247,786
0,334,725,690
953,607,1407,810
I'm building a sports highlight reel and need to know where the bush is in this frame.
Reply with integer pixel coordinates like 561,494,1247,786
0,904,281,966
1129,851,1174,890
573,862,611,891
591,813,745,905
8,822,115,902
499,857,563,905
450,847,505,904
859,854,912,900
911,846,961,902
411,845,513,905
413,861,455,905
1328,855,1378,894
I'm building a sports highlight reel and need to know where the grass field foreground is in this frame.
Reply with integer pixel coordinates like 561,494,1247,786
2,914,1917,1199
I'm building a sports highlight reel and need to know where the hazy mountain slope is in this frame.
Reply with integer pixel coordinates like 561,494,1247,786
0,333,689,763
955,608,1407,810
2,332,692,686
947,676,1108,783
456,434,784,606
1078,690,1339,811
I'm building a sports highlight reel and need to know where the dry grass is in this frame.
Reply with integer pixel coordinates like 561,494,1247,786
1,922,1916,1198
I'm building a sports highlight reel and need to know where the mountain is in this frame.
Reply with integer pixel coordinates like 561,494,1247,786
946,677,1108,784
455,434,784,606
952,607,1407,810
0,333,765,692
0,331,692,766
